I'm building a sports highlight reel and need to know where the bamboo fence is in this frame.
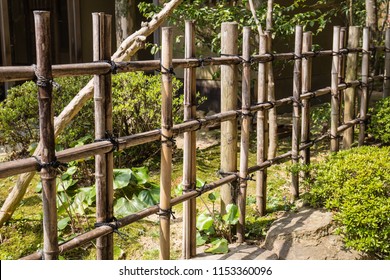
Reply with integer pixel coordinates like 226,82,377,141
0,11,389,260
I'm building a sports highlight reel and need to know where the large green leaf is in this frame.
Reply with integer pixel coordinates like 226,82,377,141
132,166,150,185
114,196,147,217
138,188,159,206
113,169,132,189
57,217,71,231
223,204,239,225
204,238,229,254
196,232,208,246
196,213,214,231
78,186,96,206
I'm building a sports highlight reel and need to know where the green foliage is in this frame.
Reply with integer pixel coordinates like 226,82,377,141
196,191,239,254
139,0,370,55
368,96,390,144
305,146,390,259
310,103,331,136
36,162,160,239
0,76,93,158
0,72,184,165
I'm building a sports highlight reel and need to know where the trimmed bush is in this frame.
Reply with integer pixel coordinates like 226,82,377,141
305,146,390,259
0,72,183,165
368,96,390,144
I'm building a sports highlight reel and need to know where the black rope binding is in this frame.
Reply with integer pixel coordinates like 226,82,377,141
94,131,119,153
33,156,67,172
194,118,204,131
159,129,176,148
157,206,176,220
290,97,304,107
257,100,275,109
195,182,208,197
94,217,128,240
158,64,176,76
197,56,213,68
32,64,61,91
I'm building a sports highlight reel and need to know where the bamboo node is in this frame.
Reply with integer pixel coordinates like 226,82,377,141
33,156,67,172
94,217,128,240
157,206,176,220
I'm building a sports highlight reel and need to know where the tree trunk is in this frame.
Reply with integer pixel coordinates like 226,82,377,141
366,0,378,39
0,0,183,227
115,0,136,51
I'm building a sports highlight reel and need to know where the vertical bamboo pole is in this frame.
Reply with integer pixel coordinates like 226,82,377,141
237,27,251,243
339,27,347,125
291,25,303,201
159,27,173,260
182,20,197,259
266,31,277,160
34,11,58,260
343,26,360,149
256,34,268,216
331,26,341,152
103,14,114,259
93,12,108,260
359,27,370,146
220,22,238,213
383,28,390,98
300,31,312,177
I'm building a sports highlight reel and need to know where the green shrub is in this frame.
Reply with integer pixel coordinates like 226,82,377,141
0,72,184,165
305,146,390,259
368,96,390,144
0,76,93,158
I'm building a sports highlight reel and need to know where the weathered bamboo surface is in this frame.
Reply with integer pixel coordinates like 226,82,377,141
34,11,58,260
220,22,238,213
0,48,372,83
291,25,303,200
0,75,383,179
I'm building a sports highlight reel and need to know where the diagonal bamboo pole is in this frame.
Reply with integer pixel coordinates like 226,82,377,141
0,0,183,227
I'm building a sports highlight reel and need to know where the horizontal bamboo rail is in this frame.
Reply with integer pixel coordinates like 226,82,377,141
0,75,384,179
0,47,383,82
